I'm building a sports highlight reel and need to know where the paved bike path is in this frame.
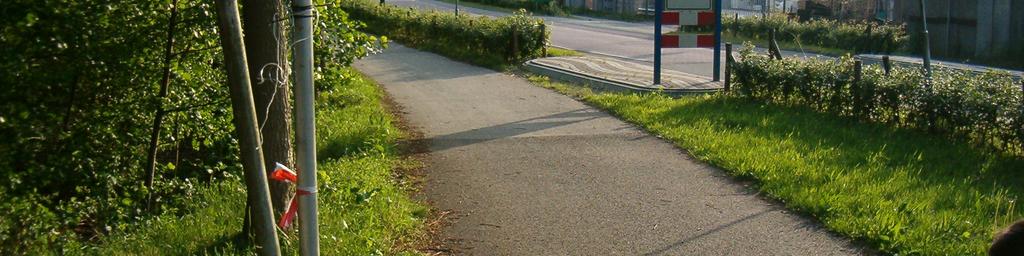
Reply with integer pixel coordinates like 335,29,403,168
353,45,863,255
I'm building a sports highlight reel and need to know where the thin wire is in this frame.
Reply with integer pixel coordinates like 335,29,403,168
256,4,320,150
256,12,291,149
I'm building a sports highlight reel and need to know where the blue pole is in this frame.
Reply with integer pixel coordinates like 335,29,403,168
713,0,722,81
654,0,663,85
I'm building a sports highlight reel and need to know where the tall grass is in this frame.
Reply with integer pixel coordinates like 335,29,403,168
529,76,1024,255
72,67,426,255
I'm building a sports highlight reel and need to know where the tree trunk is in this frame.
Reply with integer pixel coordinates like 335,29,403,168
241,0,294,215
146,0,180,211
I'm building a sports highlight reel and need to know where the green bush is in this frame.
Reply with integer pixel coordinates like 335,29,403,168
0,0,380,252
724,13,908,54
730,44,1024,153
340,0,548,68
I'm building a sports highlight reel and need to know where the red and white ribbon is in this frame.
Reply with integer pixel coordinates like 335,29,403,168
269,162,314,230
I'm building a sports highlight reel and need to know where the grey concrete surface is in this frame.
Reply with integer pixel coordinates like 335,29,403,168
353,44,864,255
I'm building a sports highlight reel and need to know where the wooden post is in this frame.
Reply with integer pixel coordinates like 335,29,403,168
214,0,281,254
724,43,732,92
145,0,180,211
511,28,520,61
864,23,873,53
733,13,739,37
853,60,863,117
539,22,547,57
769,28,782,60
882,55,891,76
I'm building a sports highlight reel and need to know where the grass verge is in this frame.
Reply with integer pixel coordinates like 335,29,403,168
72,67,427,255
545,47,583,57
525,75,1024,255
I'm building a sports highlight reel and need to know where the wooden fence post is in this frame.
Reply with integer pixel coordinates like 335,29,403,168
724,43,732,92
768,28,782,60
882,55,891,76
511,28,520,61
733,13,739,37
539,22,547,57
853,60,863,117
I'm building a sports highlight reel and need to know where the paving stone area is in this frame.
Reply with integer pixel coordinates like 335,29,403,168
528,56,723,90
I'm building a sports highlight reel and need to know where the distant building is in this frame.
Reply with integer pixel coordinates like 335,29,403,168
799,0,1023,62
891,0,1024,62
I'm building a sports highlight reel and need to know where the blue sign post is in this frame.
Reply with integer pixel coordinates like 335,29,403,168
712,0,721,81
654,0,722,85
654,0,664,85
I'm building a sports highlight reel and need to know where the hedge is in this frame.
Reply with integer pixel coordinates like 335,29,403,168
340,1,548,68
724,13,908,54
730,44,1024,152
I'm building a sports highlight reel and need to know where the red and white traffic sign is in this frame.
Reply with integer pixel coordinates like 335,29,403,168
661,11,715,26
665,0,711,10
660,34,715,48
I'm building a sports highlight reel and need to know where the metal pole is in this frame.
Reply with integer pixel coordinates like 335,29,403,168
918,0,932,81
654,0,663,85
292,0,320,255
456,0,460,16
214,0,281,254
714,0,722,81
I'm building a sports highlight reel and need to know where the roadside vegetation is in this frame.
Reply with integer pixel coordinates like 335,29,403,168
719,13,906,55
72,67,427,255
437,0,651,21
341,0,548,69
731,45,1024,154
2,0,425,254
527,75,1023,255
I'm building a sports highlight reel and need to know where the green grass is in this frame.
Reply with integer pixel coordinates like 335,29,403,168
75,67,427,255
545,47,582,57
526,75,1024,255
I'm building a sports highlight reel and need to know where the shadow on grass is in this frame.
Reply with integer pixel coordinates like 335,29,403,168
660,97,1024,197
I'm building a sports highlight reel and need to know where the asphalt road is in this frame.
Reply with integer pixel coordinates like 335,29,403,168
354,44,863,255
386,0,740,78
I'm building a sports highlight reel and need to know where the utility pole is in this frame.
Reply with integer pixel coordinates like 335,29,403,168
292,0,320,254
214,0,281,254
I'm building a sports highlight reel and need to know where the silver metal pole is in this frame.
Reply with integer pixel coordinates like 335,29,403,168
292,0,320,255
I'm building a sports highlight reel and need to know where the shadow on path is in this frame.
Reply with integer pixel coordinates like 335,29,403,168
642,209,774,256
422,109,605,152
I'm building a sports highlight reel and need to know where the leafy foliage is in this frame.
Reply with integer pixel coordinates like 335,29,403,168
1,0,233,253
340,0,547,68
70,67,425,255
730,44,1024,153
0,0,381,253
724,13,907,54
